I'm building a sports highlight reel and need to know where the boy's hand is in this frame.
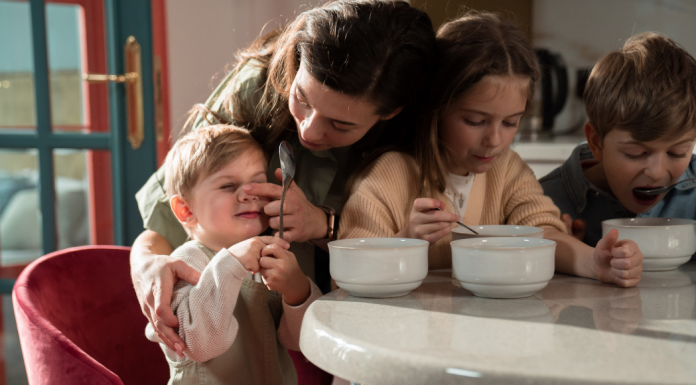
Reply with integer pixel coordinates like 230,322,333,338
396,198,458,243
561,213,586,242
593,229,643,287
259,245,311,306
228,236,290,273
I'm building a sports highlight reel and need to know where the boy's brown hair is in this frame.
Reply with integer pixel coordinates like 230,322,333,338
584,32,696,142
165,125,266,202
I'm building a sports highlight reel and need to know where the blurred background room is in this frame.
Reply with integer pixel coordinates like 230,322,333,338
0,0,695,383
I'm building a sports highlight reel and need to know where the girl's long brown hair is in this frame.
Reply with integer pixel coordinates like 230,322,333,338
415,11,540,198
187,0,438,160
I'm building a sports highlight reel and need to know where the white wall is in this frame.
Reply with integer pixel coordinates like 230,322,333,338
166,0,314,139
533,0,696,135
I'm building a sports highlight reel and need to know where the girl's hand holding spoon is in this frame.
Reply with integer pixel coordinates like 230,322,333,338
395,198,461,243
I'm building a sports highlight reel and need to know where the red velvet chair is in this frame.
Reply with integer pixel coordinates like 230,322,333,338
12,246,169,385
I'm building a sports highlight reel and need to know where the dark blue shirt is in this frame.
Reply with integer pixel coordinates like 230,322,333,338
540,143,696,249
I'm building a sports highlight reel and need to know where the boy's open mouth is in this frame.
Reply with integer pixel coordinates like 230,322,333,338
631,188,660,205
236,211,260,219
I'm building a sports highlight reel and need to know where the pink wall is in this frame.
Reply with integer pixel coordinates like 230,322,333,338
166,0,314,139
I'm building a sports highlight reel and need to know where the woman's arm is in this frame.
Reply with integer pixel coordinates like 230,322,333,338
131,230,201,355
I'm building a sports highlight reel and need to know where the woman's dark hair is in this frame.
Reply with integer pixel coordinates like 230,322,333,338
195,0,437,157
416,11,540,197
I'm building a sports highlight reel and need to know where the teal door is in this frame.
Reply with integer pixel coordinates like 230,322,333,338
0,0,159,289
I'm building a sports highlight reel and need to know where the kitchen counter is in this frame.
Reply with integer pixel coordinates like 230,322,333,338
300,263,696,384
510,135,585,178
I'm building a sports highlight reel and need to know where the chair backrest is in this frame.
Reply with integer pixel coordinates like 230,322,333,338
13,246,169,385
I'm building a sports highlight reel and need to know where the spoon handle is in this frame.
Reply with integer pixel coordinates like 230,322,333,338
279,176,293,240
436,208,479,234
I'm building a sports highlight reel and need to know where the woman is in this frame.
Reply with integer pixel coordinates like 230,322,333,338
131,0,437,359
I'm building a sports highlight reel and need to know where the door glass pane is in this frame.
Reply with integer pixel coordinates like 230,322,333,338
46,3,87,133
0,149,41,267
0,1,36,134
54,149,91,249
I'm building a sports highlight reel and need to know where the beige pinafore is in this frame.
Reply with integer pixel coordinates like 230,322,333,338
166,244,297,385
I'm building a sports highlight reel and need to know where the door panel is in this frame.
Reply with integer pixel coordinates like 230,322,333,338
0,0,159,269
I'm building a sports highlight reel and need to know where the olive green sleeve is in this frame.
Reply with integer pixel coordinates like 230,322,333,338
135,166,189,249
135,61,266,249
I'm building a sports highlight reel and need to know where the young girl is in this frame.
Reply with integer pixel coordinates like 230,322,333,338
339,12,644,288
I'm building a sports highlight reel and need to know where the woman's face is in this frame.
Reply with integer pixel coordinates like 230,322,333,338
439,75,528,175
288,64,398,151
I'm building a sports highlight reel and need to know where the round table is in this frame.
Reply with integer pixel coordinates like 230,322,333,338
300,262,696,384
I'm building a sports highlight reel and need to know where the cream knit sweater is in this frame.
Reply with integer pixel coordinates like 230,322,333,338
339,150,566,270
145,241,321,363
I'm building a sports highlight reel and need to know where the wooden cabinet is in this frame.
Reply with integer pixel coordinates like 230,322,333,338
411,0,533,39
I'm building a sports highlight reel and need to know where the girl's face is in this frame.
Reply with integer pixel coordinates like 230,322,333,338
288,63,400,152
440,75,529,175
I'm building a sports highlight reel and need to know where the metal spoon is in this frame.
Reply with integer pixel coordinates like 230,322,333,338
436,208,479,234
278,141,295,240
633,177,696,198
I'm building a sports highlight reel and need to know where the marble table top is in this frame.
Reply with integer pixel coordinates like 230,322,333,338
300,262,696,384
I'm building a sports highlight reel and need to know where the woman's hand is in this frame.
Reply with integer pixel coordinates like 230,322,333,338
593,229,644,287
243,169,327,243
228,236,290,273
259,244,311,306
131,230,201,357
395,198,458,243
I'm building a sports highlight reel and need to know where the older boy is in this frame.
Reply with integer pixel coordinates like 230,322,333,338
541,32,696,248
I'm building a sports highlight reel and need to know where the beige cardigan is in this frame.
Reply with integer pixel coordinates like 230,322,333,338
339,150,566,270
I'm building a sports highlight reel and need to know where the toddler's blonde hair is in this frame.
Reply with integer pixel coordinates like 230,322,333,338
164,125,266,202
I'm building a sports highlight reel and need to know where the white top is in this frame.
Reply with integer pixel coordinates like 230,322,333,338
445,172,475,218
300,263,696,385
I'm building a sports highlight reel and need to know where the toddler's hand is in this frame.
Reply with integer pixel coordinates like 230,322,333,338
398,198,458,243
593,229,643,287
561,213,586,242
228,236,290,273
259,245,310,306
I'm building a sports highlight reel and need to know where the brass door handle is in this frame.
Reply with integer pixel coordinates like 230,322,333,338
82,72,138,83
82,36,144,150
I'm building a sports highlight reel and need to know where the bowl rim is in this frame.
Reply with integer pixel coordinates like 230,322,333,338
328,237,429,250
451,225,544,236
602,218,696,228
451,237,556,250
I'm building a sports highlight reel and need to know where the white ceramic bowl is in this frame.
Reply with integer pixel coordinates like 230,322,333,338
452,225,544,241
601,218,696,271
451,237,556,299
329,238,429,298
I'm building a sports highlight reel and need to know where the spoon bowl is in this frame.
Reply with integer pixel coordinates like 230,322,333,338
633,177,696,198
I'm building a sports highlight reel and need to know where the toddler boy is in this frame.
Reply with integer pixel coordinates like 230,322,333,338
145,125,321,384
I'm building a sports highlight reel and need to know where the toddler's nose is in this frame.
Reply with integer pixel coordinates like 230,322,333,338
238,187,258,202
